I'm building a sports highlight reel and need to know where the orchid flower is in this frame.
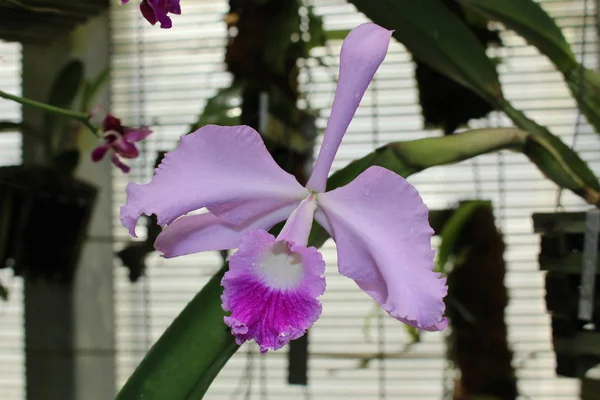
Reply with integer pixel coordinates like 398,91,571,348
121,0,181,29
120,23,447,352
91,114,152,173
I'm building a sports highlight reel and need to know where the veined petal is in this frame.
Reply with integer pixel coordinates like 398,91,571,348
120,125,308,237
155,203,299,257
306,24,393,192
317,166,447,331
221,230,326,352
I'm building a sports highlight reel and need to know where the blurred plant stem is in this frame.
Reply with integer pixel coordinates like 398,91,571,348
0,89,98,137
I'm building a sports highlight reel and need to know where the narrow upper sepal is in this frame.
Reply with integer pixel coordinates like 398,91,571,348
306,23,393,192
221,230,326,352
317,166,447,331
120,125,308,237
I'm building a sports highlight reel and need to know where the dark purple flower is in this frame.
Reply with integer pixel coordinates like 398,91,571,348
91,115,151,173
121,0,181,29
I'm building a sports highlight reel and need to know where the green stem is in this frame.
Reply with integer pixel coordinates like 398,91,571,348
0,89,99,137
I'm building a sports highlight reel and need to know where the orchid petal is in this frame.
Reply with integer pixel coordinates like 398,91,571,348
168,0,181,14
113,137,139,159
123,126,152,142
145,0,173,28
120,125,308,237
91,143,110,162
306,23,393,192
317,166,447,331
221,230,326,352
155,203,299,258
111,154,131,174
103,115,122,132
140,1,159,25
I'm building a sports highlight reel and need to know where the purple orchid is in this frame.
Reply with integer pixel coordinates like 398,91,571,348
120,23,447,352
91,114,152,173
121,0,181,29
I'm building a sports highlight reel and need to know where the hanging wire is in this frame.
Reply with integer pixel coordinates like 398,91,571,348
231,344,255,399
555,0,590,210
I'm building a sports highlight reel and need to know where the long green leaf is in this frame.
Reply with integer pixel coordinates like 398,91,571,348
458,0,600,138
115,266,237,400
349,0,600,194
79,67,110,112
435,201,491,274
458,0,576,72
347,0,501,102
44,59,84,155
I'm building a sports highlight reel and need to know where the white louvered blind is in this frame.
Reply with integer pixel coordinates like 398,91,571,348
0,40,25,400
111,1,600,399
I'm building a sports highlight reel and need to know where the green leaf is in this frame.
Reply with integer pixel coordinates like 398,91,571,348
0,284,7,301
457,0,600,138
115,265,237,400
435,201,491,274
458,0,577,72
44,59,84,155
347,0,502,102
79,67,110,112
349,0,600,192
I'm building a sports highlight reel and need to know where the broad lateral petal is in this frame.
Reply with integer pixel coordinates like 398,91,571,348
120,125,308,237
317,166,447,331
221,230,326,353
155,203,299,258
306,24,393,192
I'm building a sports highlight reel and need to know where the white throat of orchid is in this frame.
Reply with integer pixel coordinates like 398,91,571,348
256,194,318,291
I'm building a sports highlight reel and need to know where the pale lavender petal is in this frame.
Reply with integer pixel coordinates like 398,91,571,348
91,143,110,162
120,125,308,237
123,126,152,142
222,230,326,352
155,203,298,257
306,24,393,192
317,166,447,331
